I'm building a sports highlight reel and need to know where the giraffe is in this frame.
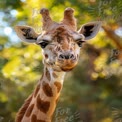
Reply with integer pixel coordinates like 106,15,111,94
14,7,101,122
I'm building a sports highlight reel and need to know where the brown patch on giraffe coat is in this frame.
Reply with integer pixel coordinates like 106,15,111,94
31,114,37,122
52,72,58,78
54,82,62,93
36,95,50,113
43,83,53,97
25,104,34,117
31,114,46,122
34,84,40,98
46,69,51,81
45,54,48,59
15,94,33,122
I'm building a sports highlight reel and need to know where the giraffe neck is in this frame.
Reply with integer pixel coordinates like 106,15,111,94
16,66,66,122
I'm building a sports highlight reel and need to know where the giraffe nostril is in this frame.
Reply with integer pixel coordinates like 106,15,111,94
59,54,74,60
70,54,74,59
59,54,64,59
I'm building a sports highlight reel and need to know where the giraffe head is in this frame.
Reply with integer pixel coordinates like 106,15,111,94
15,8,101,72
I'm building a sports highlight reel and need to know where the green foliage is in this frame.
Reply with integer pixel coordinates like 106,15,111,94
0,0,122,122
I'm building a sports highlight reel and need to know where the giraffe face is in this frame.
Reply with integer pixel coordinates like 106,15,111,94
15,8,101,72
37,25,85,71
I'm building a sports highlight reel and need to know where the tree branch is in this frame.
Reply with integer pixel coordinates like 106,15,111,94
102,25,122,49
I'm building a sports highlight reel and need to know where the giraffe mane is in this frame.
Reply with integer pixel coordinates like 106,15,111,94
15,94,33,122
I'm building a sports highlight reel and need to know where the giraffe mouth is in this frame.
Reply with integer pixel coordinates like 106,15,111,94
60,61,77,72
61,67,74,72
54,58,78,72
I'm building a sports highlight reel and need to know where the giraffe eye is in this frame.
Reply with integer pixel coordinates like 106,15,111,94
76,39,84,47
38,40,49,48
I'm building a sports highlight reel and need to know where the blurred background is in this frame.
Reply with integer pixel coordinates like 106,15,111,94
0,0,122,122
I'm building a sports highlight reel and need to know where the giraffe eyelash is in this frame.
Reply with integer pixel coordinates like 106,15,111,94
75,39,85,47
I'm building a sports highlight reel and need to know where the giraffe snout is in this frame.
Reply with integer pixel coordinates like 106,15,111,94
59,53,75,60
57,52,78,72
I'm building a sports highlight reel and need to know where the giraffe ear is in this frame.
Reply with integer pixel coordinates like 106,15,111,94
14,26,39,43
78,21,101,40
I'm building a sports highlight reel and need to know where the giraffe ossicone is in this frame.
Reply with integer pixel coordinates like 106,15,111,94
15,7,101,122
